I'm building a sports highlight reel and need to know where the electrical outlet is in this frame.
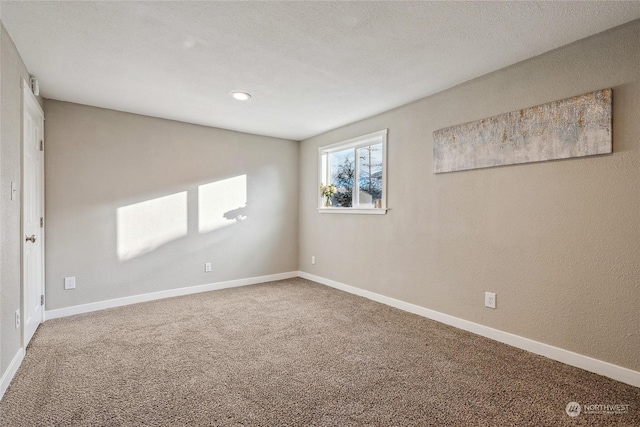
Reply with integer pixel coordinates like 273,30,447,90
15,310,20,329
485,292,496,309
64,276,76,290
311,256,316,265
205,262,212,273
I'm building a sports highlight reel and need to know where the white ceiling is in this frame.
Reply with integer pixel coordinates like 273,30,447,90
2,1,640,141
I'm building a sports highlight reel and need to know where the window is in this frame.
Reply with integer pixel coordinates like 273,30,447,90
318,129,387,214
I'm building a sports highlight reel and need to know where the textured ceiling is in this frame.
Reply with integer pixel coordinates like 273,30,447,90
2,1,640,141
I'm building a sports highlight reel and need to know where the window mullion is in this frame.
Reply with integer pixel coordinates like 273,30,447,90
320,152,327,206
325,154,330,187
353,147,359,207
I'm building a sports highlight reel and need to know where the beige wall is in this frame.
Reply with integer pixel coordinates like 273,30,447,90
0,23,43,379
299,21,640,372
44,101,299,310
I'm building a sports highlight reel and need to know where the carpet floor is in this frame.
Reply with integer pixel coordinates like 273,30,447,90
1,278,638,426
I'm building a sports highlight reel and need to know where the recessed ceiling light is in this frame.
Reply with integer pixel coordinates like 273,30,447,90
231,91,251,101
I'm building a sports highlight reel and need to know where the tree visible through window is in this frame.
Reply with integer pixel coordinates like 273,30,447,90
330,148,354,207
319,130,387,213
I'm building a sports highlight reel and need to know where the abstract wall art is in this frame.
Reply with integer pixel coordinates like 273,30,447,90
432,89,612,173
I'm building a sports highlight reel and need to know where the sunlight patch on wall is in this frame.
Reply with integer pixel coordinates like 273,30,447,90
117,192,188,261
198,175,247,234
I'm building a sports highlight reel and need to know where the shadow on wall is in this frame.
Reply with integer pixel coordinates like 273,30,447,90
116,174,247,261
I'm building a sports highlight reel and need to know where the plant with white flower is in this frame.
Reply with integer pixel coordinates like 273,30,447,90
320,183,337,207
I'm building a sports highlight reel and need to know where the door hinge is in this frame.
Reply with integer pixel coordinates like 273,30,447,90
40,217,44,228
40,295,45,306
40,140,44,151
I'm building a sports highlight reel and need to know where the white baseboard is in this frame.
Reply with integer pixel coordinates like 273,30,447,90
45,271,298,321
298,271,640,389
1,348,25,401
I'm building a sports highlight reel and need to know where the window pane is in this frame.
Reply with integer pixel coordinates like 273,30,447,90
358,143,383,206
330,148,355,207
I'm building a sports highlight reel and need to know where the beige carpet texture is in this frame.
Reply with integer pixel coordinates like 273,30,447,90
1,278,638,426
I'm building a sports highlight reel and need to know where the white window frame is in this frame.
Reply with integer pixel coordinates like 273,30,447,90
318,129,388,214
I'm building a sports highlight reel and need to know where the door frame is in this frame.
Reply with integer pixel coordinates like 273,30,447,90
21,79,45,347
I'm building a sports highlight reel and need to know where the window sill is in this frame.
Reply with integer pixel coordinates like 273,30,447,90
317,208,388,215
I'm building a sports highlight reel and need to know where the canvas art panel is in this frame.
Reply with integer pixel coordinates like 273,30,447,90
433,89,612,173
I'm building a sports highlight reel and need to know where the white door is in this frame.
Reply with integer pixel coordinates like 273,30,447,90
22,81,45,346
